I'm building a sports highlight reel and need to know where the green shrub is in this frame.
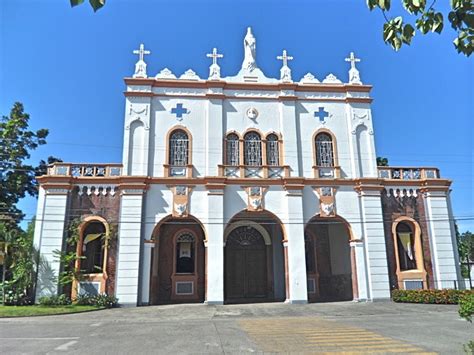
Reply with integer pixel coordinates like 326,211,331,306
74,293,118,308
3,282,33,306
458,293,474,322
38,294,72,306
391,289,473,304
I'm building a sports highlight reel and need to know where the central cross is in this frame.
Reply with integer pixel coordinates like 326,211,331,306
345,52,360,70
277,49,293,67
133,43,150,62
314,107,329,122
171,103,188,119
206,47,223,65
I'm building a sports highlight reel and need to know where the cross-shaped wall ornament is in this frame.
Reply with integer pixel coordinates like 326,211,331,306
133,43,151,62
345,51,360,70
171,103,189,121
277,49,293,67
314,107,329,123
207,47,224,66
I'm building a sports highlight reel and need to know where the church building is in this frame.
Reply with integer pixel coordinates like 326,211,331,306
33,28,462,306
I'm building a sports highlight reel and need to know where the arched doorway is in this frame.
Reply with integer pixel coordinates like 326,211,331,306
149,216,206,305
305,216,354,302
224,211,286,304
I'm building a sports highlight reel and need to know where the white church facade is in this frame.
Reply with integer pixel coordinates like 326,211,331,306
33,28,462,306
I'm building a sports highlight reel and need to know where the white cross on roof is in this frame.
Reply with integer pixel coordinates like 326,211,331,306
277,49,293,67
133,43,151,62
206,47,224,66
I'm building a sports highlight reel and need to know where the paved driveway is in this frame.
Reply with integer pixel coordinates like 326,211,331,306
0,302,472,354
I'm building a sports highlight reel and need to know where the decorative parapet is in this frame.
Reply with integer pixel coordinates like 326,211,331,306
218,165,290,179
47,163,122,177
377,167,440,180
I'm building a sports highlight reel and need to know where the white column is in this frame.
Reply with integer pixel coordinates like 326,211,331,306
423,189,460,289
350,240,369,301
115,189,145,306
35,188,69,300
279,95,300,176
204,186,224,304
357,187,391,300
206,96,223,176
285,187,308,303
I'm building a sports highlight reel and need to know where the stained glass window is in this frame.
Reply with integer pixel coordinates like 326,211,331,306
225,133,240,166
244,132,262,166
266,134,279,166
315,133,334,167
169,130,189,166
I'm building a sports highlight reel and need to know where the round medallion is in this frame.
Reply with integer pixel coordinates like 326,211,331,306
246,107,259,119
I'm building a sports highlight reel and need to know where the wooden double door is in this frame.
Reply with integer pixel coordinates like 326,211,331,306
225,226,268,301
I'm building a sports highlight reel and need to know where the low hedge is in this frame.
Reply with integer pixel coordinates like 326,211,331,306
392,289,474,304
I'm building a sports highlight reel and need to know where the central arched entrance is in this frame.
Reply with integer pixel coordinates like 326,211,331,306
224,210,286,304
225,225,268,300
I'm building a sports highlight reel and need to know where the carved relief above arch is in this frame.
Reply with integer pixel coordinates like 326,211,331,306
125,116,150,130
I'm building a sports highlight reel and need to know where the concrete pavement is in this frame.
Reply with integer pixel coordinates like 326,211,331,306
0,301,472,354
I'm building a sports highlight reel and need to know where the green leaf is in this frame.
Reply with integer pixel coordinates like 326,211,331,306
70,0,85,7
378,0,391,10
393,36,402,51
402,24,415,44
89,0,105,12
367,0,378,10
432,20,444,34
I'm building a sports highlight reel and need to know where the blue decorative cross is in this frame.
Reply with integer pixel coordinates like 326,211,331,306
314,107,329,122
171,103,188,119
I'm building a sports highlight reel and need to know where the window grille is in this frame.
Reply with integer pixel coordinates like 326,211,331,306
244,132,262,166
225,134,240,166
315,133,334,167
266,134,280,166
169,130,189,166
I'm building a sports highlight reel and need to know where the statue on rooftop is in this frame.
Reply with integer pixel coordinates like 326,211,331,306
242,27,257,71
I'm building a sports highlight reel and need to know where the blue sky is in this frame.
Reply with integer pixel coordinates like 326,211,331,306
1,0,472,232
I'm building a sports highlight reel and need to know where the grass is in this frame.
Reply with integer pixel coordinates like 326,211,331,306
0,305,103,317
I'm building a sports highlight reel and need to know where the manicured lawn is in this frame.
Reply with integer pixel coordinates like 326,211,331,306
0,305,103,317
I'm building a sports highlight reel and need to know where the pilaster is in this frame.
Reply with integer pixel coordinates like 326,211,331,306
422,187,460,288
34,187,69,300
355,183,391,300
116,187,146,305
204,181,225,304
279,88,300,176
206,84,224,176
284,185,308,303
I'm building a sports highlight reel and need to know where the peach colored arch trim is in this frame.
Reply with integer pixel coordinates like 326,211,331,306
151,214,209,243
391,216,427,288
312,128,339,168
305,214,357,241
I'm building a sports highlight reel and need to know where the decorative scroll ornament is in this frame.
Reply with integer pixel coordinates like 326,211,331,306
156,68,177,79
179,69,201,81
322,73,342,84
174,203,187,216
245,186,265,211
321,203,335,217
300,72,320,84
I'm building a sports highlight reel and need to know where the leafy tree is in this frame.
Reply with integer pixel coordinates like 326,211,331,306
70,0,105,12
70,0,473,57
0,102,61,226
377,157,389,166
367,0,473,56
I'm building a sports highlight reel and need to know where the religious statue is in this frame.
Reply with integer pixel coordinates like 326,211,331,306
242,27,257,71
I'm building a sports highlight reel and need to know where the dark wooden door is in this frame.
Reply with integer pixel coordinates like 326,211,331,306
225,226,267,300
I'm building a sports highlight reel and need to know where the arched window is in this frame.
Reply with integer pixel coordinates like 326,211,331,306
315,133,334,167
396,222,417,271
169,130,189,166
266,134,280,166
244,131,262,166
176,233,195,273
82,221,106,274
225,133,240,166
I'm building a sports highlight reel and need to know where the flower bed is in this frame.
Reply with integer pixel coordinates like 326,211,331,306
392,289,474,304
